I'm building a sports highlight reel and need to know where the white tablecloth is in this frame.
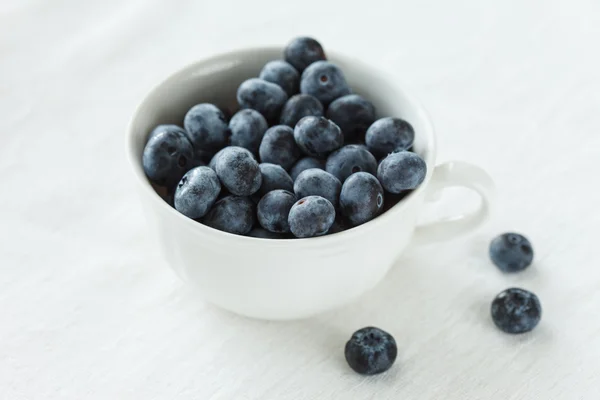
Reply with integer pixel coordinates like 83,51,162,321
2,0,599,398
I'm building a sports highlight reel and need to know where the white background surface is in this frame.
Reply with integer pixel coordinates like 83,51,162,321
2,0,600,398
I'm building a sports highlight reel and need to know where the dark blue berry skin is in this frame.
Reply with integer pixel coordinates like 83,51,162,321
203,196,255,235
257,163,294,197
259,125,302,170
300,61,351,106
259,60,300,97
345,327,397,375
208,148,227,170
340,172,384,226
377,151,427,194
294,169,341,206
237,78,288,123
289,157,326,181
257,190,297,233
366,117,415,158
248,227,291,239
148,124,186,142
279,94,324,127
327,216,349,235
143,126,194,188
284,37,326,72
326,95,376,142
294,116,344,157
215,146,262,196
193,147,213,166
489,233,534,272
229,109,268,154
491,288,542,334
183,103,230,152
288,196,336,238
174,166,221,219
326,144,378,183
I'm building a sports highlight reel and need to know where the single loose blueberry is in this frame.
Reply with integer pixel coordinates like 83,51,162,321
215,146,262,196
294,169,341,206
345,327,397,375
237,78,288,123
300,61,351,106
366,117,415,158
288,196,336,238
257,163,294,197
377,151,427,193
248,227,291,239
183,103,230,152
259,60,300,97
326,144,378,183
229,109,268,154
142,126,194,188
340,172,384,226
294,116,344,157
174,166,221,219
203,195,255,235
489,233,534,272
257,189,297,233
279,94,324,127
289,157,326,181
491,288,542,334
259,125,302,170
326,95,376,142
284,36,326,72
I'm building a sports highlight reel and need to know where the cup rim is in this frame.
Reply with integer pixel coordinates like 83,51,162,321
126,46,436,247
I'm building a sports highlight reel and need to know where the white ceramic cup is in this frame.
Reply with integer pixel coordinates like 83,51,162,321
127,47,495,320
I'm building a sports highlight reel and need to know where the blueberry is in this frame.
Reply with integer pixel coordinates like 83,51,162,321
327,216,349,235
229,109,268,154
257,190,297,233
203,195,255,235
257,163,294,197
142,126,194,188
489,233,534,272
288,196,336,238
148,124,186,142
491,288,542,334
279,94,324,127
215,146,262,196
345,327,397,375
237,78,288,123
259,125,302,170
284,36,326,72
326,144,378,183
208,148,227,170
294,116,344,157
377,151,427,193
366,117,415,158
289,157,326,181
300,61,351,106
326,95,376,142
174,166,221,219
294,169,341,206
259,60,300,97
248,227,290,239
340,172,384,226
183,103,229,152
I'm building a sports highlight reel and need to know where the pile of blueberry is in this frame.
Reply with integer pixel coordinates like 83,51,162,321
142,37,426,239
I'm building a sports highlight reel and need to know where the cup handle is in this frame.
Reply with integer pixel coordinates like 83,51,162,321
412,161,495,245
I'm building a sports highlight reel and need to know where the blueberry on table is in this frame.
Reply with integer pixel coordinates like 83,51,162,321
284,36,326,72
326,95,376,143
280,94,324,128
237,78,288,123
183,103,230,152
294,169,341,206
345,327,397,375
174,166,221,219
259,60,300,97
294,116,344,158
365,117,415,158
300,61,351,106
215,146,262,196
491,288,542,334
289,156,326,181
259,125,302,170
288,196,336,238
339,172,384,226
229,109,268,154
203,196,255,235
257,189,297,233
377,151,427,194
257,163,294,197
326,144,378,183
489,233,534,272
142,125,194,188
